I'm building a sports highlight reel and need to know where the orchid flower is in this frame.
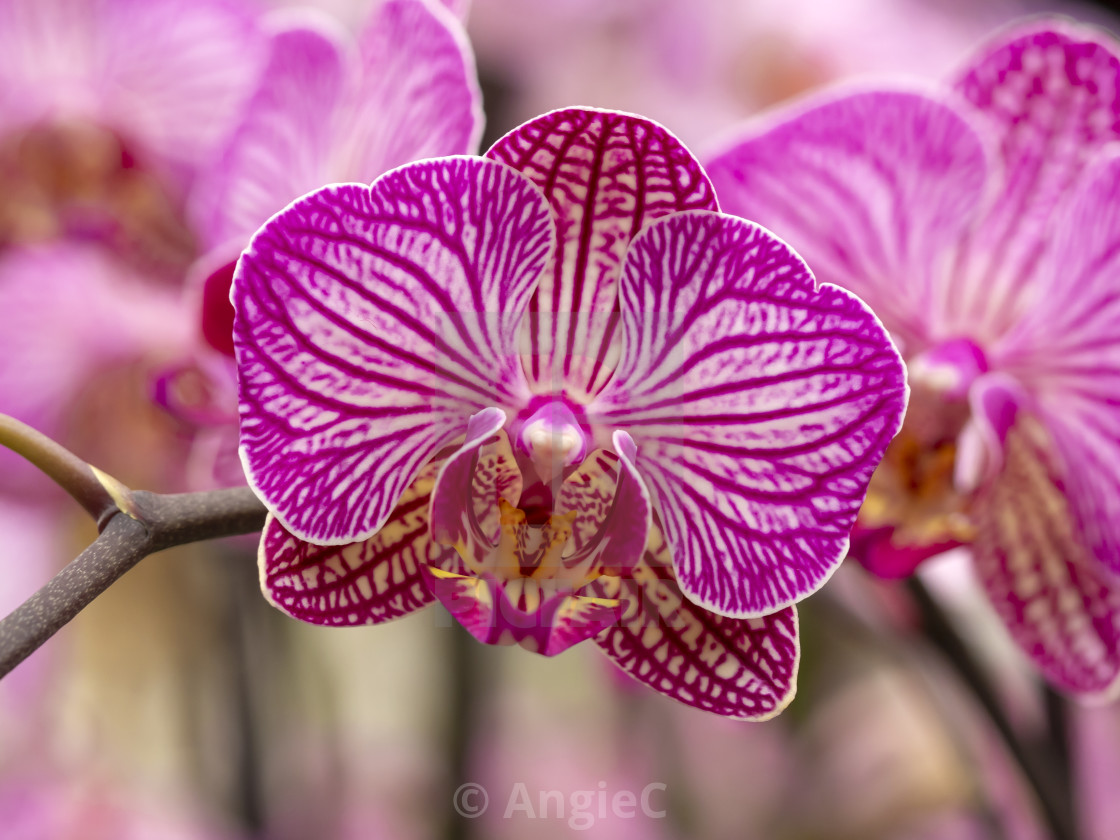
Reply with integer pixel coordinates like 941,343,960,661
233,107,907,719
0,0,265,188
705,19,1120,697
156,0,482,487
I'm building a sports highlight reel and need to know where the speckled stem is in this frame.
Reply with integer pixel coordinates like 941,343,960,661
0,487,267,679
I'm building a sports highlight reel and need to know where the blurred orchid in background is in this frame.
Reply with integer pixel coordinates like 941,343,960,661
234,106,907,718
156,0,483,487
705,18,1120,697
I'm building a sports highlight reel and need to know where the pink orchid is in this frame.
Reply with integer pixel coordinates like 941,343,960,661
705,18,1120,697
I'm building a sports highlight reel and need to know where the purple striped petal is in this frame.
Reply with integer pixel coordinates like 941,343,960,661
486,108,717,401
593,530,799,720
336,0,482,183
705,89,987,351
193,22,348,249
998,152,1120,576
971,384,1120,698
196,0,481,249
0,0,266,177
234,157,553,543
592,211,907,617
951,19,1120,340
259,462,447,626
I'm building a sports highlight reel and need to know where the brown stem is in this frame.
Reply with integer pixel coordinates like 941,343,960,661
0,487,267,679
0,414,121,527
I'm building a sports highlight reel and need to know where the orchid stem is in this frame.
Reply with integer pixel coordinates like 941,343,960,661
907,577,1077,840
0,414,120,527
0,487,267,680
0,414,269,678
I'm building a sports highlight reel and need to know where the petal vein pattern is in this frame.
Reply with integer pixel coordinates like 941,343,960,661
592,212,907,617
259,461,447,625
592,529,799,720
234,158,554,543
973,411,1120,698
487,108,717,401
952,22,1120,336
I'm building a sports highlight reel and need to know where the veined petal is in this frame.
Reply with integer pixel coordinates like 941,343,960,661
0,0,266,176
593,211,907,617
195,0,481,250
259,462,447,626
996,152,1120,573
193,21,349,249
971,387,1120,698
333,0,483,182
234,157,553,544
486,107,718,401
950,19,1120,339
705,89,987,351
593,530,799,720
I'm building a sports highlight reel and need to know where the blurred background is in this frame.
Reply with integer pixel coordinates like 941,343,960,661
3,0,1120,837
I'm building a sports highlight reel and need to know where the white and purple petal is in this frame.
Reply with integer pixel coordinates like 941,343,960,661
593,211,907,617
970,384,1120,699
195,0,481,250
592,530,799,720
234,157,553,543
998,152,1120,577
259,462,447,626
950,19,1120,339
486,107,718,401
704,89,988,351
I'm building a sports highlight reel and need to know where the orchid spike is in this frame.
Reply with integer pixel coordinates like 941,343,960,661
705,18,1120,698
235,108,907,718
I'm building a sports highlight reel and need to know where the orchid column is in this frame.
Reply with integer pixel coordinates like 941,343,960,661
233,107,908,719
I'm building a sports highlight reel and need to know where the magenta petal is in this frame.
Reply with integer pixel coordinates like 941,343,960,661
259,462,448,626
952,19,1120,334
487,108,718,400
705,89,987,350
593,532,799,720
993,153,1120,576
336,0,483,179
234,157,553,543
194,22,348,249
971,395,1120,698
195,0,481,249
593,211,907,617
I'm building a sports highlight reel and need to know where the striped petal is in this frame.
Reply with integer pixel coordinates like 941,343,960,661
193,21,348,249
998,152,1120,576
971,383,1120,698
486,107,717,401
259,462,447,626
704,89,987,351
196,0,481,250
592,211,907,617
951,19,1120,339
234,157,553,544
593,529,799,720
333,0,482,186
